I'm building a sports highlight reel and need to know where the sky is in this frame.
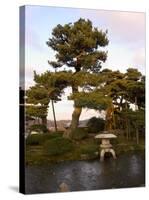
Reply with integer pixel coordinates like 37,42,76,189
23,5,145,120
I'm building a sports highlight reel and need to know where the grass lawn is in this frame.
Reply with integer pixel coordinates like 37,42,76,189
25,131,145,166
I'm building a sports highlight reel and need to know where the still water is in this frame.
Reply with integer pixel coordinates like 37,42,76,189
25,152,145,194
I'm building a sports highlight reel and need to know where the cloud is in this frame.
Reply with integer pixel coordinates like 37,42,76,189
103,11,145,45
78,9,145,74
132,48,145,74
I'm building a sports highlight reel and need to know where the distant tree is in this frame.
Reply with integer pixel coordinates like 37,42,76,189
87,117,105,133
26,85,49,126
125,68,145,109
120,109,145,144
99,69,126,130
26,71,68,128
99,68,145,131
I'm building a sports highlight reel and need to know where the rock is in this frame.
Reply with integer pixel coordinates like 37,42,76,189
59,182,69,192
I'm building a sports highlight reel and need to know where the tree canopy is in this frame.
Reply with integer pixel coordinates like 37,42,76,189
46,18,109,73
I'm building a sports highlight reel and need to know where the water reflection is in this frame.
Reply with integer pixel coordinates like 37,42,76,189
129,155,140,175
25,152,145,194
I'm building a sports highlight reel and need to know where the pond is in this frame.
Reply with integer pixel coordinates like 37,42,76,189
25,152,145,194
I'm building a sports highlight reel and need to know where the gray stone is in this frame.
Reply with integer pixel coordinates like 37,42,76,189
59,182,69,192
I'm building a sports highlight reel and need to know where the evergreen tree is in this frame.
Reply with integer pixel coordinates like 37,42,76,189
125,68,145,109
26,71,68,127
26,85,49,125
46,18,109,136
99,68,145,131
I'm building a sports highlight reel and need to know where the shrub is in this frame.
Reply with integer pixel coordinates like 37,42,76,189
44,137,73,156
26,134,44,145
71,128,88,140
29,124,49,133
49,131,64,137
87,117,105,133
26,132,63,146
80,144,99,155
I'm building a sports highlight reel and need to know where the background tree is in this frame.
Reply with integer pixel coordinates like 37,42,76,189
125,68,145,110
99,69,127,130
99,68,145,133
26,85,49,126
87,117,105,133
120,109,145,143
26,71,70,128
46,18,109,136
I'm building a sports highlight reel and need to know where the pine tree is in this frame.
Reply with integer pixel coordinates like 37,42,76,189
99,68,145,132
46,18,109,136
26,71,68,127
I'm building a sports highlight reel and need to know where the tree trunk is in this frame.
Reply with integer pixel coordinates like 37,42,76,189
126,119,131,140
64,78,83,138
70,105,82,135
134,96,138,111
64,100,82,139
105,104,114,131
119,96,123,111
136,128,139,144
125,102,129,140
51,100,57,132
64,63,83,138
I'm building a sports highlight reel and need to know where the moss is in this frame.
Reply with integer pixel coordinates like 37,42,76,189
44,137,74,156
26,132,63,146
79,144,98,155
71,128,88,140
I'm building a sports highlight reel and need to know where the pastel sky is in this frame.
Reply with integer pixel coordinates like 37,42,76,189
23,5,145,120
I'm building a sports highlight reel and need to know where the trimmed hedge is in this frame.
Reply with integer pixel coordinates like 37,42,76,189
44,137,73,156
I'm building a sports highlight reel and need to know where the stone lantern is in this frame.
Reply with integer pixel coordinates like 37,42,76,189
95,131,117,161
